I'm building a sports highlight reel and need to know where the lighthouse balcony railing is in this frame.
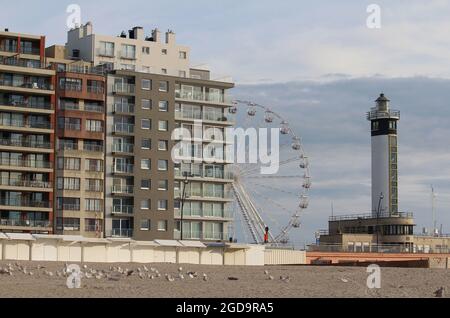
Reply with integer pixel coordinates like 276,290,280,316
329,212,413,222
367,109,400,120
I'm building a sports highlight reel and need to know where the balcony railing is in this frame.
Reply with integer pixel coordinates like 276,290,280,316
110,228,133,238
112,123,134,134
329,212,414,222
0,158,52,169
0,198,51,208
112,205,134,215
84,104,104,113
112,83,135,94
112,143,134,154
175,90,231,104
59,83,82,92
59,103,79,111
0,119,52,130
0,99,52,110
0,138,51,149
175,169,233,180
113,103,135,114
57,204,80,211
85,224,102,232
87,86,104,94
20,47,41,55
0,57,44,69
0,79,53,91
59,123,81,131
84,144,103,152
0,178,52,189
367,109,401,121
0,44,17,53
0,219,51,228
174,231,225,241
58,142,79,151
111,185,134,194
113,164,134,174
175,209,233,219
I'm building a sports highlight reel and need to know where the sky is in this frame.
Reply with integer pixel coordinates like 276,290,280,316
1,0,449,246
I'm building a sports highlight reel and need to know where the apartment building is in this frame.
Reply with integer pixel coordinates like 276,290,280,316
0,30,55,233
66,23,190,77
46,46,106,238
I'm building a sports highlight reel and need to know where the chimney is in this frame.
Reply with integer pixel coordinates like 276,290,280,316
166,30,176,44
152,28,161,43
130,26,144,40
83,22,93,37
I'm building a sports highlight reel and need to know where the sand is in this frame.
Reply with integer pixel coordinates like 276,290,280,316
0,261,448,298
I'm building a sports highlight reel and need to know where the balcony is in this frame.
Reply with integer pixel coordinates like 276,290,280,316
0,79,53,91
367,109,401,121
85,104,104,113
59,83,82,92
0,158,52,169
59,123,81,131
111,83,135,95
110,228,133,238
84,144,103,153
0,198,51,208
113,103,135,114
112,143,134,154
0,178,52,189
175,169,233,181
59,103,79,111
329,212,414,222
112,205,134,215
111,185,134,195
0,219,51,229
0,99,52,111
113,163,134,174
0,119,52,130
87,86,104,94
174,231,225,241
58,142,79,151
112,123,134,134
0,57,45,69
0,44,17,53
57,204,80,211
20,47,41,55
175,89,231,105
0,138,52,150
175,208,233,219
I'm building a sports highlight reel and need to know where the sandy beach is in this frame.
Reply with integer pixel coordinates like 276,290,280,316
0,261,448,298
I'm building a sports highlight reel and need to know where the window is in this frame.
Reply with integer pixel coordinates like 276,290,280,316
142,47,150,55
85,199,102,212
85,179,103,192
179,51,187,59
159,101,168,112
158,140,168,151
158,200,168,211
141,159,151,170
161,68,167,74
158,120,168,131
142,99,152,110
159,81,168,92
121,44,136,59
141,179,151,189
179,70,186,78
86,120,103,132
141,219,151,231
98,41,114,56
57,197,80,211
58,117,81,130
142,79,151,90
158,160,168,171
85,159,103,172
120,64,135,71
157,220,168,231
162,49,167,55
57,157,81,171
141,119,151,130
174,200,181,210
57,177,80,190
158,180,168,191
59,78,82,91
141,200,150,210
372,121,379,131
141,138,151,150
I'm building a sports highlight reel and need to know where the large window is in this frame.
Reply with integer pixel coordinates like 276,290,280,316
85,199,102,212
85,159,103,172
56,197,80,211
98,41,114,56
158,180,168,191
59,78,82,91
58,117,81,130
121,44,136,59
57,157,81,171
157,220,168,231
85,179,103,192
86,120,103,132
57,177,80,190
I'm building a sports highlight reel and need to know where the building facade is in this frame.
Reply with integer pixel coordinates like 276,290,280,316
0,30,55,234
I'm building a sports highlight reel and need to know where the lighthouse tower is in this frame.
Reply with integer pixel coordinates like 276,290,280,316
367,94,400,217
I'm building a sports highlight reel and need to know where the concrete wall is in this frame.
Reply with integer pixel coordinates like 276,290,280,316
265,248,306,265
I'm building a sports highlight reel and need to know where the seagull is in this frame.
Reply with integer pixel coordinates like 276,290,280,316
435,287,445,298
150,267,156,272
165,274,175,282
139,273,145,279
268,275,274,280
280,275,290,283
228,277,239,281
178,273,185,280
264,270,269,276
340,278,349,283
126,270,134,277
203,274,208,282
178,267,183,272
83,265,88,270
149,274,155,280
143,265,149,272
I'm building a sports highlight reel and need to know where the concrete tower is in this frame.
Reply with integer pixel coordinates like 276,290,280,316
367,94,400,217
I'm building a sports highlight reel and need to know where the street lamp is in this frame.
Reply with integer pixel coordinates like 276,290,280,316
376,193,384,251
180,171,193,240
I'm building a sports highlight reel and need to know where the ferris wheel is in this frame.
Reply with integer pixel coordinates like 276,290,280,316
228,100,311,245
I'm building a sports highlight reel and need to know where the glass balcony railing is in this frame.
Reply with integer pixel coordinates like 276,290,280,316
84,104,104,113
0,158,52,169
87,86,104,94
173,231,225,241
112,143,134,154
59,103,79,111
20,47,41,55
113,103,134,114
58,142,79,151
0,219,51,228
0,79,53,91
0,198,51,208
84,144,103,152
0,138,52,149
59,83,82,92
175,90,231,104
112,123,134,134
175,209,233,219
0,178,52,189
57,204,80,211
112,205,134,215
110,228,133,238
0,44,17,53
111,185,134,194
111,83,135,94
0,57,44,69
59,123,80,131
175,169,233,180
0,99,52,110
113,163,134,174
